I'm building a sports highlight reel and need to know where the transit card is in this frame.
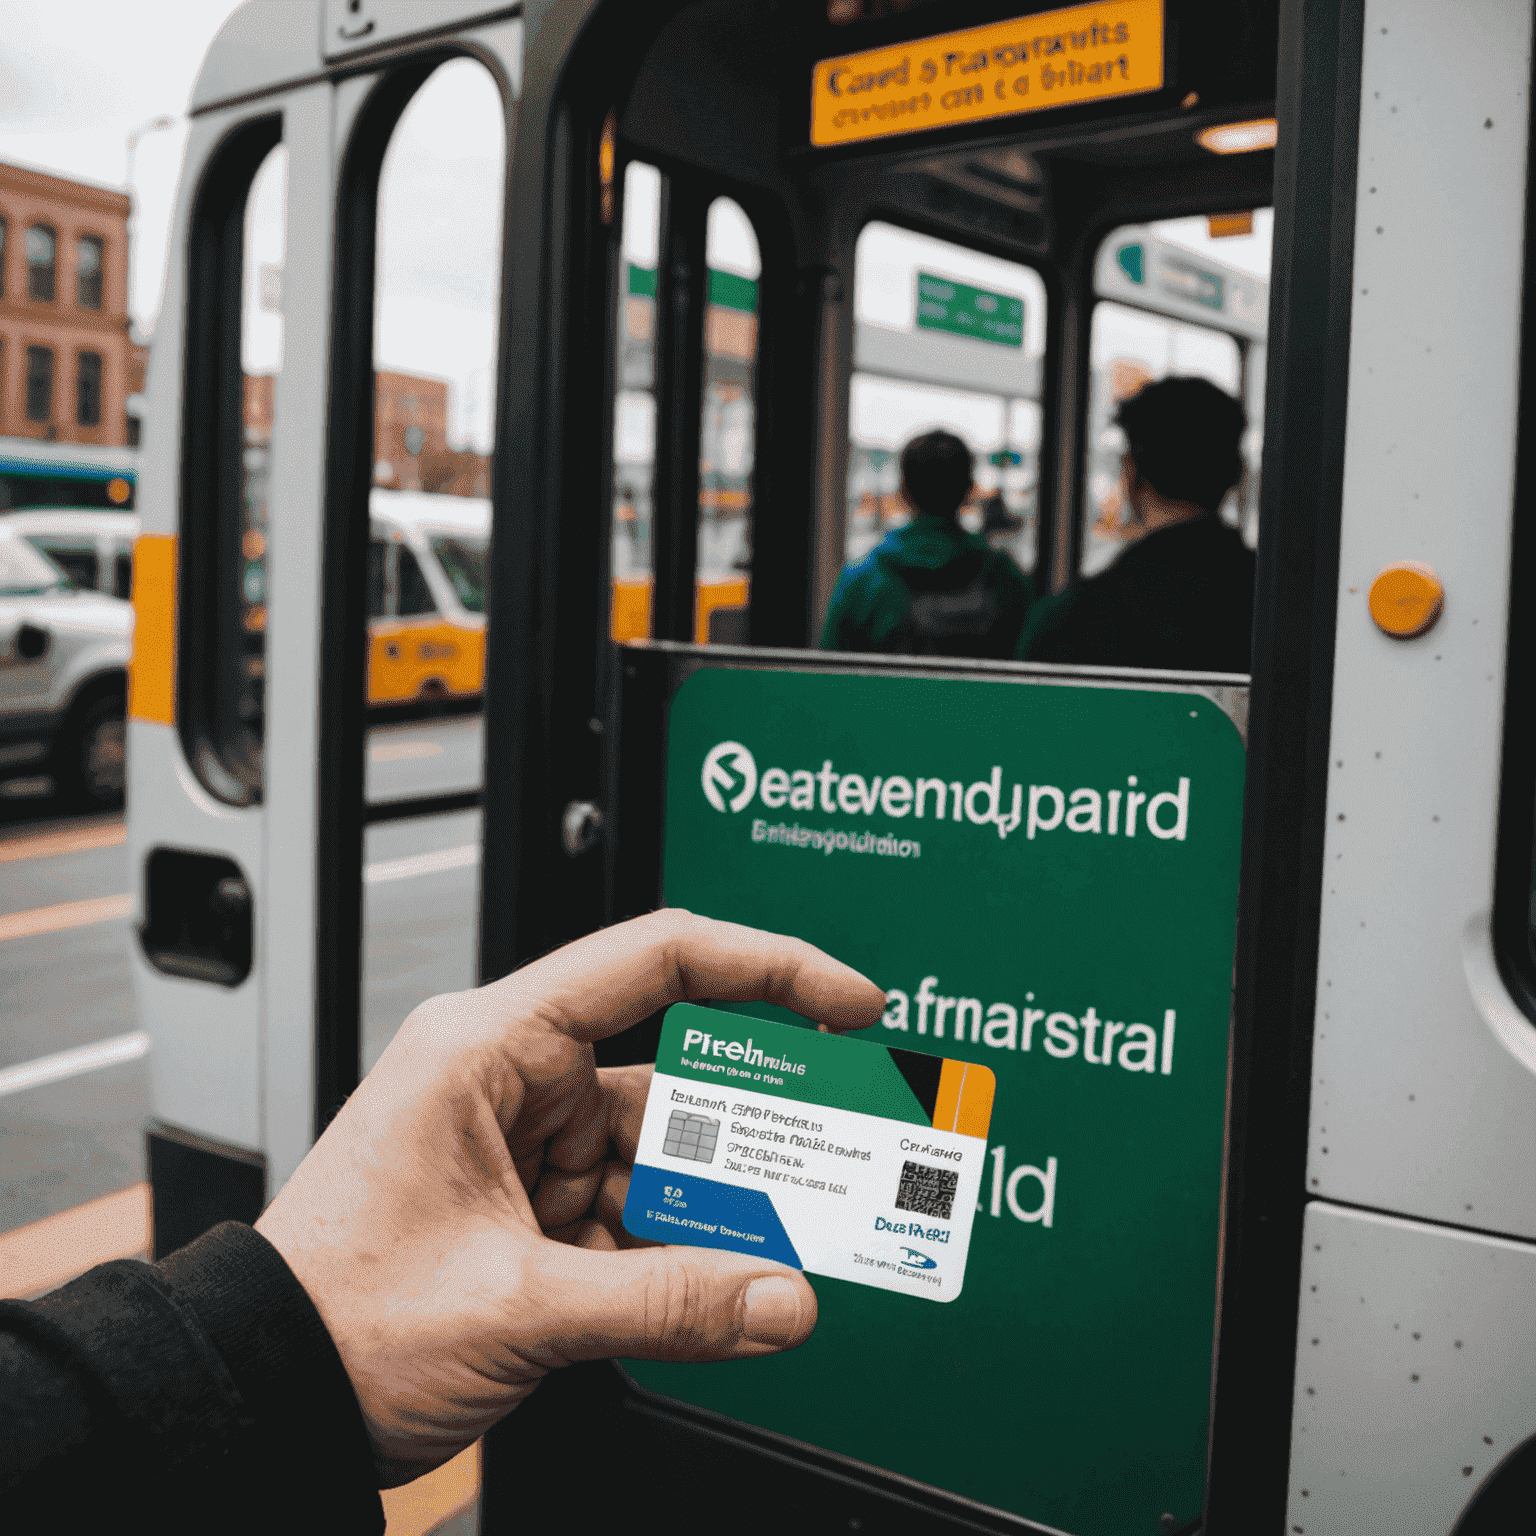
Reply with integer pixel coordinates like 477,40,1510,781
623,1003,996,1302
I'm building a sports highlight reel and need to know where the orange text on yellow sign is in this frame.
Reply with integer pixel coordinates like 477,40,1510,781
810,1,1164,148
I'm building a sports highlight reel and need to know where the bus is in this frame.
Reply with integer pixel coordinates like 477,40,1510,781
125,4,1536,1533
365,488,488,705
0,434,137,512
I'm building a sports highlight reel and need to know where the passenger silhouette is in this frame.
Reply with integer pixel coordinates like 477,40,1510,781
821,430,1034,659
1017,377,1255,673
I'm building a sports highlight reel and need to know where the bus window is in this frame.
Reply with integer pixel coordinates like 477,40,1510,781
611,161,661,641
846,222,1046,583
177,124,282,804
695,197,760,645
1083,215,1271,576
113,549,131,600
396,547,436,616
366,538,387,618
361,56,504,1078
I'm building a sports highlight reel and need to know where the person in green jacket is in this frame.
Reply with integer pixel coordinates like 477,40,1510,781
820,429,1034,658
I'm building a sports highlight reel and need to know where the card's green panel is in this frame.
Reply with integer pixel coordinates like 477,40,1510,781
628,668,1244,1535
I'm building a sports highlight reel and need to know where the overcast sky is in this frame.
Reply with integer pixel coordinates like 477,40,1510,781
0,3,1273,459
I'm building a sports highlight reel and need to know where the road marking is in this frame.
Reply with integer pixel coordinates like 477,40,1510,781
0,1030,151,1099
364,843,479,884
0,891,134,942
0,1182,152,1300
0,819,126,863
381,1439,481,1534
370,739,444,763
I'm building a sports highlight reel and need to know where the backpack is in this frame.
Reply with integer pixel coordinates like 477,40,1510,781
892,551,1005,658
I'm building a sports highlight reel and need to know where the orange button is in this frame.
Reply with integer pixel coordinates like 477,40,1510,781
1368,561,1443,639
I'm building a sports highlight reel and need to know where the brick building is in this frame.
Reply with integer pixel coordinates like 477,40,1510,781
0,161,131,447
241,367,489,499
371,369,487,496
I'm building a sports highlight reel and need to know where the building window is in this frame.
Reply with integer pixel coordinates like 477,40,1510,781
0,217,8,299
77,236,103,309
25,346,53,421
77,351,102,426
26,224,56,301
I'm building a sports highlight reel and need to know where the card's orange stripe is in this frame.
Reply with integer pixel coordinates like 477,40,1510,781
931,1058,996,1138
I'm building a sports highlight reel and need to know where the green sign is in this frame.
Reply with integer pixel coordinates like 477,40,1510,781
625,263,759,313
1116,242,1145,284
628,668,1245,1535
916,272,1024,347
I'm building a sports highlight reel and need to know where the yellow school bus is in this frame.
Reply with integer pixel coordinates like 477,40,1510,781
366,489,487,705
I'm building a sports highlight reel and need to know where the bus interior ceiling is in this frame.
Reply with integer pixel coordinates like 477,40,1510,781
612,0,1278,635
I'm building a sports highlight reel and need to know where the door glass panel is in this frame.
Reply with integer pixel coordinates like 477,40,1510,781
233,145,286,786
361,57,503,1077
695,197,759,645
1083,213,1271,575
178,123,283,805
847,221,1047,581
611,161,661,641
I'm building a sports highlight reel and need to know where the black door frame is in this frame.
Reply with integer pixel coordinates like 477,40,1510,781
482,2,1362,1529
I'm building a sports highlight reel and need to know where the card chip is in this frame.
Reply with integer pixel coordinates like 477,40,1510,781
663,1109,720,1165
895,1160,957,1221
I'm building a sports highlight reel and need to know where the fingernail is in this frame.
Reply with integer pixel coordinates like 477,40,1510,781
740,1275,804,1345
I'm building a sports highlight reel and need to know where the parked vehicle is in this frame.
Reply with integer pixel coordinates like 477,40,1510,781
366,489,488,705
2,508,140,598
0,526,131,806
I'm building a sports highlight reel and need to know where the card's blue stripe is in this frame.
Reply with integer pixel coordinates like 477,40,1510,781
624,1163,802,1268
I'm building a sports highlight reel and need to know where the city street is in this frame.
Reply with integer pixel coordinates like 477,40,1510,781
1,713,484,1244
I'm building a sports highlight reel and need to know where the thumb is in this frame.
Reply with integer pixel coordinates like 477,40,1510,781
529,1239,817,1364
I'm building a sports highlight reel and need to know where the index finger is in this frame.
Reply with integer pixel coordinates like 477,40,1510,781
487,909,887,1044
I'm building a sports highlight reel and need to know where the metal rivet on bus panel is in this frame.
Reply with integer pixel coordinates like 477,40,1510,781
1368,561,1444,639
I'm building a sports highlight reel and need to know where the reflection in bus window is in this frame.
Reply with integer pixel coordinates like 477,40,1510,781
612,161,661,641
1084,213,1271,576
430,535,487,613
848,222,1047,578
696,197,759,644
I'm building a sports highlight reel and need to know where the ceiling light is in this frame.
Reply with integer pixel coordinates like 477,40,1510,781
1197,118,1278,155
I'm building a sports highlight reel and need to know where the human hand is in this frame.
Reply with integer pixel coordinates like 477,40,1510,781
254,910,886,1485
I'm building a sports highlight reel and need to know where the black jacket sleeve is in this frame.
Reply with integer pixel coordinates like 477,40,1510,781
0,1220,384,1533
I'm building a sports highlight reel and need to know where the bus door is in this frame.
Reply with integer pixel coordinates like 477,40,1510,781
129,4,519,1271
485,0,1536,1532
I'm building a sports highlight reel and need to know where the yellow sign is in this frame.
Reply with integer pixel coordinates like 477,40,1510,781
810,1,1164,148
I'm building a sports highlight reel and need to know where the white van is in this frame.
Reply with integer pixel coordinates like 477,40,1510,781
1,509,140,599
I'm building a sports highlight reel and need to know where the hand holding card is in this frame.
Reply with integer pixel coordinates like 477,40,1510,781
624,1004,996,1301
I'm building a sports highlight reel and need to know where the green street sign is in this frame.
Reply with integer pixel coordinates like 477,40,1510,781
627,666,1246,1535
627,263,759,313
916,272,1024,347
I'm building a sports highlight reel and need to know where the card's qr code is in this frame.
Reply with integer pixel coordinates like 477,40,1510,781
663,1110,719,1165
894,1160,958,1222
